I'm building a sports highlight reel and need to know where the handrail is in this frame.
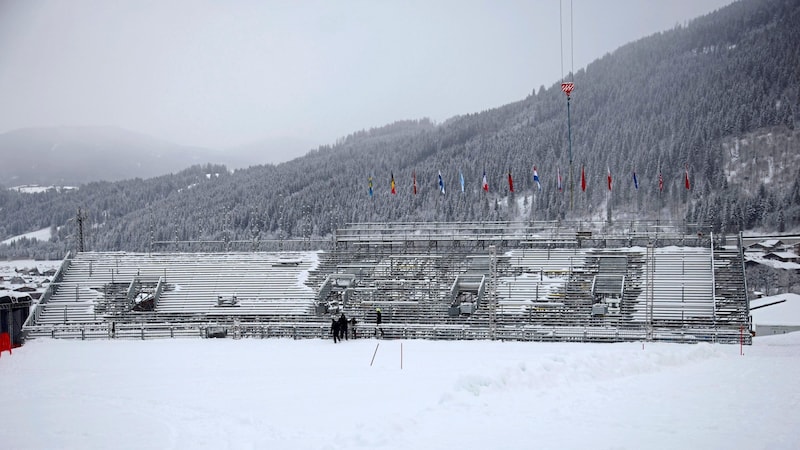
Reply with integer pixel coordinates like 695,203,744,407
152,276,166,309
739,232,750,325
22,319,749,343
126,277,138,309
710,232,717,325
23,251,71,329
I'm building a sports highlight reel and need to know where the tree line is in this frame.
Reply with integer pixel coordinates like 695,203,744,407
1,0,798,259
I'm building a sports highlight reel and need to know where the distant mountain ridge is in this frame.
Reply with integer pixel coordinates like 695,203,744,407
1,0,799,259
0,126,223,186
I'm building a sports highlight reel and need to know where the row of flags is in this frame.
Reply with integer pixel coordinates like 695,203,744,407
369,166,692,197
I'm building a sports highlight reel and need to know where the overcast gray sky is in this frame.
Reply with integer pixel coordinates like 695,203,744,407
0,0,734,153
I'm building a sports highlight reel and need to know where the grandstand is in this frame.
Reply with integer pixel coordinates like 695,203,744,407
23,221,751,344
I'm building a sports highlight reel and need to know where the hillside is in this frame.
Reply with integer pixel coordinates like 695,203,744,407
1,0,799,258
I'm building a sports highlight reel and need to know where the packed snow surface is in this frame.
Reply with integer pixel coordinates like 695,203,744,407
2,335,798,450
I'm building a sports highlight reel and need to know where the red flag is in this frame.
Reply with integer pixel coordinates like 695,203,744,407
508,170,514,193
684,165,691,190
581,166,586,192
659,171,664,192
482,170,489,192
412,171,417,195
390,172,396,194
557,167,563,191
607,167,612,191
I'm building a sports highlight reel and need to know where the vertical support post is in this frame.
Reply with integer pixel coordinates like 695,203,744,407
710,232,717,326
567,95,573,210
740,326,744,356
646,243,654,342
488,245,498,340
76,208,85,253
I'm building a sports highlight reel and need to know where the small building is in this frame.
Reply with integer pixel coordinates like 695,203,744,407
748,239,784,253
750,293,800,336
0,290,32,347
765,251,800,264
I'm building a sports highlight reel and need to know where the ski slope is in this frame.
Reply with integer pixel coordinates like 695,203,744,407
2,334,798,450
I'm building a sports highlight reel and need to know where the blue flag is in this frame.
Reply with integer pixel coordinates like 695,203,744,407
438,171,445,194
633,171,639,190
459,171,465,193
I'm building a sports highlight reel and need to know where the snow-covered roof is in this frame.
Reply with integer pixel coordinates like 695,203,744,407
753,239,782,248
744,253,800,270
0,289,32,301
751,293,800,326
766,251,799,260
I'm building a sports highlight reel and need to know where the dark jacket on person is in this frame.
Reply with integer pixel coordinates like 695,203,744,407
338,313,348,338
331,318,340,341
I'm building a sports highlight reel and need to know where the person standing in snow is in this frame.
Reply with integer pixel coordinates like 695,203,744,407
349,317,357,339
339,313,349,341
375,307,384,338
331,316,340,343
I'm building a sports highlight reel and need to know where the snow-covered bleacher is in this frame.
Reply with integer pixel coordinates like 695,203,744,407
633,247,714,324
23,222,750,344
26,251,320,336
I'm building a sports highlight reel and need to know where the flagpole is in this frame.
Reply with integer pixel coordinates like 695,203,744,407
658,167,662,228
636,173,640,222
606,168,610,225
567,95,573,212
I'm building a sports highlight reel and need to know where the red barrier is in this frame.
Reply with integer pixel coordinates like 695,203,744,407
0,333,11,357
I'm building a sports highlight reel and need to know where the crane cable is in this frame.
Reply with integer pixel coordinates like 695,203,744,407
559,0,576,209
560,0,564,83
559,0,575,82
570,0,574,81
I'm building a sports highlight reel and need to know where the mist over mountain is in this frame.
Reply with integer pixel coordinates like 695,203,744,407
1,0,799,259
0,126,318,186
0,126,225,186
224,136,319,167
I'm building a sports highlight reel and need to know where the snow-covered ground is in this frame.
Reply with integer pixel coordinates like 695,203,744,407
2,335,798,450
0,227,54,245
8,185,77,194
751,293,800,326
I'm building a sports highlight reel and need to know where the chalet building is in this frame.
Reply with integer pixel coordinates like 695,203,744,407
747,239,784,253
765,251,800,264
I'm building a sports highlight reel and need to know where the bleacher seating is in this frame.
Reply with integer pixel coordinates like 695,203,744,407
23,222,750,344
27,251,321,335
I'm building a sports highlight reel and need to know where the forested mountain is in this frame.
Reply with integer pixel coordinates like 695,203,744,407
2,0,799,259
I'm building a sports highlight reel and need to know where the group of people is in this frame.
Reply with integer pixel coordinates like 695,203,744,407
330,308,384,343
331,313,356,343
